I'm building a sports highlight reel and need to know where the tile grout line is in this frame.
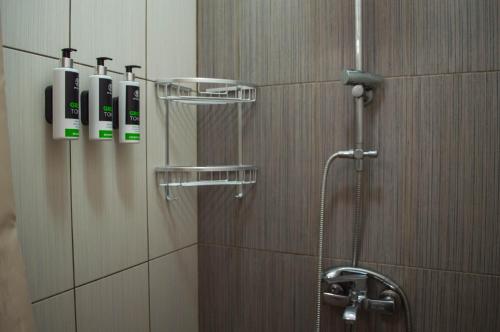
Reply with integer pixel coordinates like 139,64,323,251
149,242,199,262
68,0,72,48
3,45,500,87
69,142,78,331
31,287,75,305
144,1,152,331
0,46,146,79
199,242,500,279
29,243,196,310
195,1,200,330
70,243,198,292
2,45,59,60
29,243,198,310
68,1,78,330
75,261,150,290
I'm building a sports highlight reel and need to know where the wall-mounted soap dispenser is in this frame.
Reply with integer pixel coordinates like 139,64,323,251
117,65,141,143
88,57,113,140
52,48,80,139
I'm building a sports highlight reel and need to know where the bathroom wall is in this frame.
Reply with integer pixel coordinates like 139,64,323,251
197,0,500,331
0,0,198,331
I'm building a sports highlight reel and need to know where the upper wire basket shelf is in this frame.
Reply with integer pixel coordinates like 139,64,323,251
155,165,257,188
155,77,256,105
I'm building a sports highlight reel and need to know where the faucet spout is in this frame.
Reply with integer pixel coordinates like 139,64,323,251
343,304,359,323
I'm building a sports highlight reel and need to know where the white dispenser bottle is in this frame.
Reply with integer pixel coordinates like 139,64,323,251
89,57,113,140
118,65,141,143
53,48,80,139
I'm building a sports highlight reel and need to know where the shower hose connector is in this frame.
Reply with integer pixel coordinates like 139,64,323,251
354,148,378,171
333,149,378,160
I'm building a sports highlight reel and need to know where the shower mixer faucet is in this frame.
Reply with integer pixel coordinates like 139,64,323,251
322,266,406,324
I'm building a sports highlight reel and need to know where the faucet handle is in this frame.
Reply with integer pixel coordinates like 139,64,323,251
363,289,401,315
323,292,350,307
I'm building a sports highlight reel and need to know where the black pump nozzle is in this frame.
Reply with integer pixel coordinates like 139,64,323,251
125,65,141,73
62,48,77,58
97,57,112,66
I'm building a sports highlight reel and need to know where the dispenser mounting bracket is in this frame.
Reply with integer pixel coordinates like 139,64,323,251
80,90,89,125
44,86,53,124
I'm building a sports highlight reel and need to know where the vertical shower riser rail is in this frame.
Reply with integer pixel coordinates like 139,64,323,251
237,90,243,198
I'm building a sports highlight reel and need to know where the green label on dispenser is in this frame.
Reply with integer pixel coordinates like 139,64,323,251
125,86,140,125
125,133,140,140
99,78,113,122
65,128,80,137
99,130,112,139
65,71,79,119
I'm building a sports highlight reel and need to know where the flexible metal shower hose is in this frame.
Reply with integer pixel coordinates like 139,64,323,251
315,152,344,332
352,172,363,267
314,152,412,332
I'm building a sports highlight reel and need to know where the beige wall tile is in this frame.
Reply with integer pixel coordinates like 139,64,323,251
146,0,196,79
71,0,146,77
4,49,73,301
76,264,149,332
146,81,197,258
0,0,69,57
149,245,198,332
33,291,75,332
71,66,148,285
2,0,198,328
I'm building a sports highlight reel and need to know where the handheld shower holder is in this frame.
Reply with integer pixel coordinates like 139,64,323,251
342,69,383,89
343,69,383,105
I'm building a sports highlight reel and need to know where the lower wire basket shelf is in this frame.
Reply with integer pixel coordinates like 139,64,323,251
155,165,258,188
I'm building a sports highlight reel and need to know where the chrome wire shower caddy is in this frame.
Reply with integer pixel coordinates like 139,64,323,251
155,77,257,201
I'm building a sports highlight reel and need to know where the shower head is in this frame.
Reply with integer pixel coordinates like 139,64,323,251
342,69,383,89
